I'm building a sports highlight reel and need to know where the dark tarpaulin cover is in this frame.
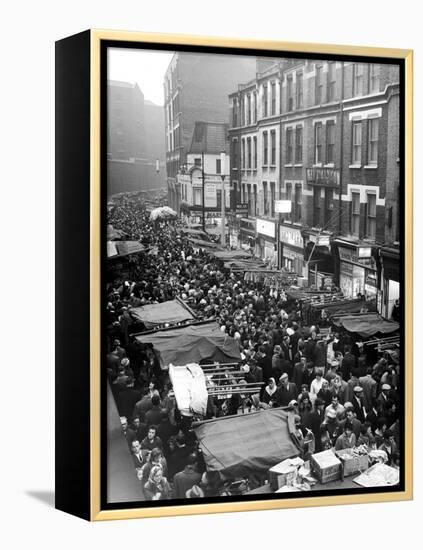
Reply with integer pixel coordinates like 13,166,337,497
310,298,376,313
180,227,209,239
212,249,252,260
130,299,194,328
333,313,399,337
135,321,241,368
194,408,301,478
223,259,267,271
187,237,219,248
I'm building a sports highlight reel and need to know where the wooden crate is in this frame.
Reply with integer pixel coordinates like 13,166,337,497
311,450,342,484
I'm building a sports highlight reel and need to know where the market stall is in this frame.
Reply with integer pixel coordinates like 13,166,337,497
134,320,241,369
193,408,301,479
130,298,196,330
332,312,399,337
106,240,145,259
186,237,220,249
107,224,128,241
211,249,253,261
179,227,210,240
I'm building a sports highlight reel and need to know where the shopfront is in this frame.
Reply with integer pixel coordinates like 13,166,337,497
278,224,304,275
256,218,277,265
336,243,379,300
380,247,400,318
239,217,256,250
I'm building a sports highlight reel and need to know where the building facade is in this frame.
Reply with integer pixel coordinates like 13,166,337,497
164,53,256,213
107,80,166,196
228,58,400,311
177,121,230,224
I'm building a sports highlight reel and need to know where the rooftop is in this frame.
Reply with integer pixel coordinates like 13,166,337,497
189,121,229,154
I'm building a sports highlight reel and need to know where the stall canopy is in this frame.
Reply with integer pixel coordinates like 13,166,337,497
333,313,399,337
107,224,128,240
211,249,252,261
187,237,220,249
107,240,145,259
223,258,267,271
193,408,301,478
180,227,209,240
130,299,195,329
134,321,241,368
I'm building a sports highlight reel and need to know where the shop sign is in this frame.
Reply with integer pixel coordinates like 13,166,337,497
338,246,376,270
306,167,340,187
275,200,292,213
308,233,331,247
256,218,276,239
358,247,372,258
340,261,353,276
283,248,302,260
236,202,248,212
365,272,377,287
204,183,217,208
279,226,304,248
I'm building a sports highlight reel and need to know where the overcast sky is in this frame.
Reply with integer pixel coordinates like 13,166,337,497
108,48,175,106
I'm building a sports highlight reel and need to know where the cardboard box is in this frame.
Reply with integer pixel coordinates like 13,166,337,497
335,449,369,477
268,457,304,491
311,450,342,484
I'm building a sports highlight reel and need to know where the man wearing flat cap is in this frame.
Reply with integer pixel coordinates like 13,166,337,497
273,373,298,407
351,386,366,423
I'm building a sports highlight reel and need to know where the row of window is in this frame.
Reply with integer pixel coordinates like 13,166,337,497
235,117,379,169
232,63,382,127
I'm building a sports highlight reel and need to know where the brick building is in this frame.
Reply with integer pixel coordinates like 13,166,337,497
228,58,401,310
107,80,166,196
164,53,256,212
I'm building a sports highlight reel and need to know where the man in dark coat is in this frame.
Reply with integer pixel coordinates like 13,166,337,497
172,453,202,499
145,394,163,427
292,356,306,389
341,345,357,381
274,373,298,407
116,383,141,420
351,386,367,423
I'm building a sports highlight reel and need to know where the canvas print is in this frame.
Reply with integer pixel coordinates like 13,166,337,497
104,46,403,507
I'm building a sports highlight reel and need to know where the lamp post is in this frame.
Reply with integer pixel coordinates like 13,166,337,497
220,151,226,247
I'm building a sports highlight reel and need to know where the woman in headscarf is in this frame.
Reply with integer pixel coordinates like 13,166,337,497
262,377,277,406
143,465,171,501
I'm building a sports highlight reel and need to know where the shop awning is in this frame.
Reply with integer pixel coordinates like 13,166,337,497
332,313,399,337
134,321,241,368
107,240,145,259
130,299,195,329
193,408,301,478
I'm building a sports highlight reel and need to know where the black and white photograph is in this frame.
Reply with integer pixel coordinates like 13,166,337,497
104,45,405,507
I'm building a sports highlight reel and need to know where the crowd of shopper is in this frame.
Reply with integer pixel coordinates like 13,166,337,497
106,194,401,500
